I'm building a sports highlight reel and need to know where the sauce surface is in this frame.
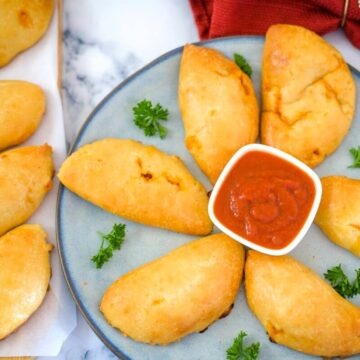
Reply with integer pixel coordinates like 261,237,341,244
214,151,316,249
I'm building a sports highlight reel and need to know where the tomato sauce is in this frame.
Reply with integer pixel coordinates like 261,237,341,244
213,151,316,249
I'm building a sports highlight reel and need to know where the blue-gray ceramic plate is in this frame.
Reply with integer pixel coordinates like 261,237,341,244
57,36,360,360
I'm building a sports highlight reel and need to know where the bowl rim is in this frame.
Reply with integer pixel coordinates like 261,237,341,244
208,143,322,256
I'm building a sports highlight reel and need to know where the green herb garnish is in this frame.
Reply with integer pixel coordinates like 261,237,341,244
91,223,126,269
324,264,360,298
348,146,360,168
233,53,252,78
132,99,169,139
227,331,260,360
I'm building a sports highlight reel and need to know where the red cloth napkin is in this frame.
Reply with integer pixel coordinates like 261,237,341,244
189,0,360,49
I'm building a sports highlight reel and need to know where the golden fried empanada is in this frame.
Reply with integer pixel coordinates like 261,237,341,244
58,138,212,235
0,144,53,236
101,234,244,345
261,24,355,167
0,224,52,340
0,0,54,67
179,44,259,184
245,251,360,357
0,81,45,150
315,176,360,257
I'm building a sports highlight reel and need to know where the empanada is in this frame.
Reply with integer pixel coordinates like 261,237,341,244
0,144,53,236
315,176,360,257
0,224,52,340
58,138,212,235
0,81,45,151
261,24,355,167
101,233,244,345
0,0,54,67
179,44,259,184
245,251,360,357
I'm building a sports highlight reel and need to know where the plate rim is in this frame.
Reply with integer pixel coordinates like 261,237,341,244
56,34,360,360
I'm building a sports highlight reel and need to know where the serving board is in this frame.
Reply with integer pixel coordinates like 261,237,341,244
57,36,360,360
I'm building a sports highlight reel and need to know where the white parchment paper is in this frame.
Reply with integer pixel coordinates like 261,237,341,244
0,2,77,356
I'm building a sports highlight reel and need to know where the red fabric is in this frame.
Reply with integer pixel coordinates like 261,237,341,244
189,0,360,49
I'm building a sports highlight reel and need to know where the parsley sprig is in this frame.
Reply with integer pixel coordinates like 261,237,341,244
233,53,252,78
227,331,260,360
132,99,169,139
324,264,360,298
91,223,126,269
348,146,360,168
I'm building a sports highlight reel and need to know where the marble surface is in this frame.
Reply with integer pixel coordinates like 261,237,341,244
53,1,360,359
61,0,198,148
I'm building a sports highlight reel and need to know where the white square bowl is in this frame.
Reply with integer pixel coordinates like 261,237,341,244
208,144,322,256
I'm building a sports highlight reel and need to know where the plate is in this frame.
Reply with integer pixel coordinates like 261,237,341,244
57,36,360,360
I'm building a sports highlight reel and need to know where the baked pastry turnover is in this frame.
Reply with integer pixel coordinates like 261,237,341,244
0,144,53,236
245,251,360,357
261,24,355,167
0,224,52,340
0,0,54,67
58,138,212,235
101,233,244,345
0,80,45,151
179,44,259,183
315,176,360,257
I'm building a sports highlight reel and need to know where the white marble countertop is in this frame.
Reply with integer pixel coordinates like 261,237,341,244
53,1,360,359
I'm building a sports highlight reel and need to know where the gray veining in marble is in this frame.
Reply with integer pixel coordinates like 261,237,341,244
62,16,142,148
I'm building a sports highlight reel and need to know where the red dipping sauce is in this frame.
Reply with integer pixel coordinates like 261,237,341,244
213,150,316,250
